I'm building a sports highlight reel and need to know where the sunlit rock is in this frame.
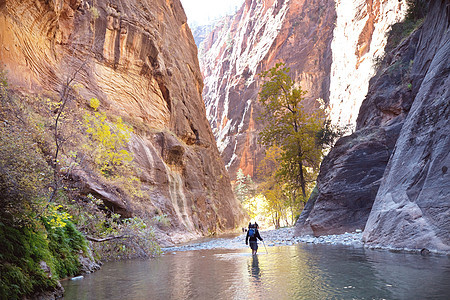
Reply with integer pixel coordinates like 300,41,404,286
199,0,336,179
0,0,245,241
328,0,407,128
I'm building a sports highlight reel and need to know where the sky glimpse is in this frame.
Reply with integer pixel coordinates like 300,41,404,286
180,0,244,26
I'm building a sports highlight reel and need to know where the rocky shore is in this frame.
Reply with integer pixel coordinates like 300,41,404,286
163,227,364,252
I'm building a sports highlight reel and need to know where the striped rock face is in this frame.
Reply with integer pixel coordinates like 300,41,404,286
0,0,246,243
198,0,407,181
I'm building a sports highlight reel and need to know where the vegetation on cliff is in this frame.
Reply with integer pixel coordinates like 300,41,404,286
0,76,88,298
0,71,160,299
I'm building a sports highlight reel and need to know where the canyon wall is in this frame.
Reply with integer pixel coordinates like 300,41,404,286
199,0,336,179
328,0,407,127
362,0,449,252
296,0,449,253
200,0,407,180
0,0,245,244
198,0,448,252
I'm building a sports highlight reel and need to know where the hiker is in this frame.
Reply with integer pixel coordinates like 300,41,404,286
245,222,263,255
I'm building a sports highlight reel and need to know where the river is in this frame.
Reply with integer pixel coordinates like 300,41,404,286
62,234,450,300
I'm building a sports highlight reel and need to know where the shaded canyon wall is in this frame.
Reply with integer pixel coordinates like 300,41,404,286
296,0,449,253
0,0,245,244
362,0,449,252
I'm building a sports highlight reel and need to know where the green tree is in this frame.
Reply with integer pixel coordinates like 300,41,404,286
234,169,248,203
234,168,256,203
258,62,325,201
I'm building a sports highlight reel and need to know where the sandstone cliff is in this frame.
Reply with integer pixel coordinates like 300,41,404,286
328,0,407,127
295,20,421,236
200,0,407,180
362,0,449,252
0,0,245,243
296,0,449,253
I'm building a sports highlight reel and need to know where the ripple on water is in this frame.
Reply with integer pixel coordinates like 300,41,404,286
62,244,450,300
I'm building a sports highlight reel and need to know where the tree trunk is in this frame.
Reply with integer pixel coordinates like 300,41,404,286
299,161,306,198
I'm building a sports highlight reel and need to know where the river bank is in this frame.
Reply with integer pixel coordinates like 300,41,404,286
163,227,363,252
163,227,450,256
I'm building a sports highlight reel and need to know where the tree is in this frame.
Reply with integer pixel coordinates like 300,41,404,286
258,62,325,202
82,98,133,176
234,169,248,203
234,168,256,203
257,146,285,228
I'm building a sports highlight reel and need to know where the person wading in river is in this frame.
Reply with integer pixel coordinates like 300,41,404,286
246,222,263,255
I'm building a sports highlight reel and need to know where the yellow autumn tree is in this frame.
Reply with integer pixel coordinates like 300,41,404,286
83,98,133,176
256,146,287,228
258,63,325,201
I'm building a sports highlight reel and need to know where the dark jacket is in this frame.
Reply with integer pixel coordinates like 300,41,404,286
246,228,263,244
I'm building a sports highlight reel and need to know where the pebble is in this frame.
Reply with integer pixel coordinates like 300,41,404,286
163,227,364,252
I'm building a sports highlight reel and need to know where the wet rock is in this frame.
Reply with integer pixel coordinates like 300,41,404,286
27,281,64,300
78,248,101,274
420,248,430,256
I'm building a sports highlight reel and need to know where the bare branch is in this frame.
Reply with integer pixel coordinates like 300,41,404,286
85,235,128,242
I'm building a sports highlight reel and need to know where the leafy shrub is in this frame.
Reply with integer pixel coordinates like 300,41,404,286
0,81,89,299
406,0,428,21
70,194,161,261
152,213,171,227
0,95,53,225
374,0,428,71
0,68,7,88
42,217,88,279
0,72,160,299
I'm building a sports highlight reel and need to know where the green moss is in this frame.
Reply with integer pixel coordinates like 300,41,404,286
0,219,88,299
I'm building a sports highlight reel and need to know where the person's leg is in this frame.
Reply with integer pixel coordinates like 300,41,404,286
250,241,257,255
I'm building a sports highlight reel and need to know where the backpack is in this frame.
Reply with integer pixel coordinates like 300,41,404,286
248,227,256,237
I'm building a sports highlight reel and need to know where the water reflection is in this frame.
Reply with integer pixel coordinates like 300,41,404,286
249,255,261,280
62,245,450,300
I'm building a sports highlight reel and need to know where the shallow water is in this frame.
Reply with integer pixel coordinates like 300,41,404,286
62,244,450,299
